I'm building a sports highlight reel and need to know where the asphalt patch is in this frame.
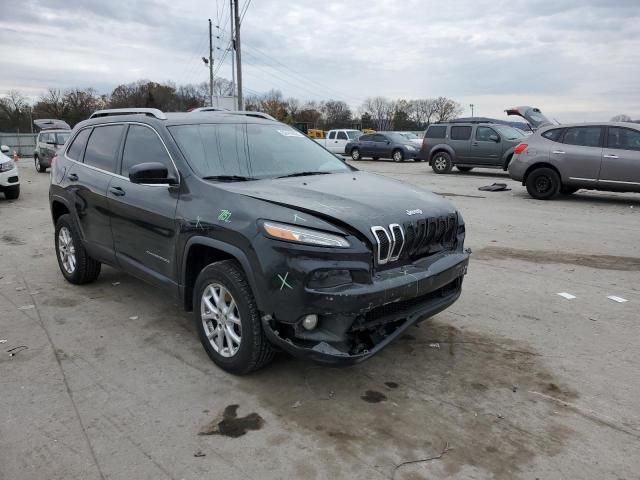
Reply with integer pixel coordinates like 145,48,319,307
199,404,264,438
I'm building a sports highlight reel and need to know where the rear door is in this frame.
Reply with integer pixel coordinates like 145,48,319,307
41,133,53,163
556,126,603,185
108,124,180,286
449,126,472,161
66,124,125,263
358,134,372,156
471,126,502,165
371,134,390,158
598,126,640,190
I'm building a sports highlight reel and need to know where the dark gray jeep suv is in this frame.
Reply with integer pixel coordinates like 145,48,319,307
418,120,526,173
49,108,470,374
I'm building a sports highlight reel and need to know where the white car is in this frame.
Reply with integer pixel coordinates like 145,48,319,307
314,129,362,154
0,145,20,199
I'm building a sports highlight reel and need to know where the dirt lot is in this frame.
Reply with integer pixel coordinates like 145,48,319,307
1,159,639,480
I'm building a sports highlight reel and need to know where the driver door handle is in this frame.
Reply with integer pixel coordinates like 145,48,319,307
603,154,619,159
68,173,78,181
109,186,126,197
471,142,479,146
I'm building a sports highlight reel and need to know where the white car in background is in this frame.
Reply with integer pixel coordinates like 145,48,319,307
0,144,20,199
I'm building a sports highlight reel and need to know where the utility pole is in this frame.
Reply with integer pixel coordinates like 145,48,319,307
469,103,475,118
208,18,214,107
233,0,243,110
229,0,236,107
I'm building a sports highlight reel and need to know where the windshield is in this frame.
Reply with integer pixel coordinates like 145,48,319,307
55,133,70,145
493,125,525,140
169,123,351,179
346,130,361,140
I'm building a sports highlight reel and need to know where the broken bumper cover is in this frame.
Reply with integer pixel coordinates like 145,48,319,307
262,251,469,365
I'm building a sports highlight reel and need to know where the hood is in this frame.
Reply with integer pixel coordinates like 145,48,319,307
217,171,457,239
505,106,552,130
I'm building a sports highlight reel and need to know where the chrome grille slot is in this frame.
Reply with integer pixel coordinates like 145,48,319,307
371,226,392,264
389,224,404,261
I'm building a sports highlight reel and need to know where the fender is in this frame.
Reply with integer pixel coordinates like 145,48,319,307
502,147,516,170
428,144,456,165
49,193,86,240
182,236,265,310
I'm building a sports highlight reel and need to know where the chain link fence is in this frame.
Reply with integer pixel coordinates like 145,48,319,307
0,133,37,157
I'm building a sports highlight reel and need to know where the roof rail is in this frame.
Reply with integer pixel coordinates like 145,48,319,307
191,109,276,121
89,108,167,120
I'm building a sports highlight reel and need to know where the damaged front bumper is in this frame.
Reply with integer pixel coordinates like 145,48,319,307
262,250,470,365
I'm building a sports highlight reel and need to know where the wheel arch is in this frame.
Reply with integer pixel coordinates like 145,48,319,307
51,197,71,225
429,145,455,165
523,162,562,186
182,237,263,312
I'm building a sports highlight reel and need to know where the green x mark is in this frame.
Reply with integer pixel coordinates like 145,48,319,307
278,272,293,291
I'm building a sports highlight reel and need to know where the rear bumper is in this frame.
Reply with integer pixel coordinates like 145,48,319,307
262,250,470,365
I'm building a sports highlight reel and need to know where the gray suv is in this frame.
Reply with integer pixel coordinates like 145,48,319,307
508,123,640,199
33,119,71,173
418,121,526,174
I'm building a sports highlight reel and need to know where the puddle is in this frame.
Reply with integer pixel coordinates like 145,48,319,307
240,319,577,479
199,404,264,438
476,246,640,271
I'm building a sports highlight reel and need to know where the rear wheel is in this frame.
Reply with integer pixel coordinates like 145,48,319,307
526,167,561,200
35,155,46,173
55,214,101,284
351,148,361,161
456,166,473,172
194,260,275,374
392,149,404,162
4,185,20,200
431,152,453,173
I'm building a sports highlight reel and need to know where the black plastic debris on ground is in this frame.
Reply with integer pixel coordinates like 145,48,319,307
478,183,511,192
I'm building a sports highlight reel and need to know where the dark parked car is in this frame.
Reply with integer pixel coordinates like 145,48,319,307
418,120,526,173
346,132,422,162
49,108,470,374
34,129,71,173
508,122,640,199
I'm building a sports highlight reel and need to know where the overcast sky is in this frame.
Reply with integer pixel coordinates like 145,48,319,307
1,0,639,121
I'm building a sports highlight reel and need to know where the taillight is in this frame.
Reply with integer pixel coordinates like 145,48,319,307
514,143,528,155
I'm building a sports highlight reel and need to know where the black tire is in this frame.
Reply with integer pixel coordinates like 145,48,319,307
194,260,275,375
431,152,453,174
561,186,579,195
351,148,361,161
55,214,101,284
392,149,404,162
35,155,46,173
456,166,473,172
526,167,561,200
372,157,380,161
4,185,20,200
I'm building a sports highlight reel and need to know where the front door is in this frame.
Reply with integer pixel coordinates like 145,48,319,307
108,124,180,286
598,126,640,190
557,126,603,185
471,126,502,165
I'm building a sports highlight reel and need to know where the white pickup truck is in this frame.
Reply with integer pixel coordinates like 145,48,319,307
315,129,362,154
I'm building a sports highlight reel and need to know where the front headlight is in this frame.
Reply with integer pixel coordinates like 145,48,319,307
0,161,15,172
262,221,350,248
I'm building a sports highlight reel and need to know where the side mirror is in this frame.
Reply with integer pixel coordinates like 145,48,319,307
129,162,177,185
0,145,9,154
489,134,500,142
386,140,391,144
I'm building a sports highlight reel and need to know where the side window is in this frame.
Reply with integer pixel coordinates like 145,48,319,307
476,126,497,142
542,128,564,142
562,127,602,147
328,131,336,139
66,129,92,161
372,134,386,142
450,126,472,140
121,125,172,178
39,133,47,144
336,131,348,140
84,125,125,172
359,135,371,142
425,126,446,139
607,127,640,151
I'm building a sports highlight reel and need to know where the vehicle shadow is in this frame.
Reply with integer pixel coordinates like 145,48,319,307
511,189,640,206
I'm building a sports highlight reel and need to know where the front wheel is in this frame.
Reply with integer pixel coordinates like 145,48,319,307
55,214,101,283
4,185,20,200
194,260,275,375
431,152,453,173
525,167,561,200
351,148,361,161
392,149,404,162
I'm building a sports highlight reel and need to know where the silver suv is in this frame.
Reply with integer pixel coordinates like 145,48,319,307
33,119,71,173
418,120,526,174
508,122,640,199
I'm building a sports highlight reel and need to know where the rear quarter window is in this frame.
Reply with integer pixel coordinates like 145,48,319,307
541,128,564,142
425,126,446,139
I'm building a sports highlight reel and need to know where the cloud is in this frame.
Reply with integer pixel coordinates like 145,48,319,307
1,0,639,121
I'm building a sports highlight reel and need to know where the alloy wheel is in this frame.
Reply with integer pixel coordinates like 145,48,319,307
58,227,76,274
201,283,242,357
434,156,447,171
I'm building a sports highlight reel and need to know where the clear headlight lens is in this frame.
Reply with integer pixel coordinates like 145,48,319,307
0,161,15,172
262,221,350,248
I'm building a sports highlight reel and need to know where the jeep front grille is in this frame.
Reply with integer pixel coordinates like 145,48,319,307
371,214,457,265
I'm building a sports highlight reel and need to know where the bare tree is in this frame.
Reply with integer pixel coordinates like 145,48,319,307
610,114,632,122
433,97,463,122
360,96,395,130
409,98,439,127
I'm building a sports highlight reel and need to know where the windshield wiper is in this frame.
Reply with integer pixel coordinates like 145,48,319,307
202,175,257,182
277,171,332,179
